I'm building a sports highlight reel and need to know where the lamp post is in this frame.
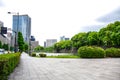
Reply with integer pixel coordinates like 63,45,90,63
8,12,19,53
12,30,17,52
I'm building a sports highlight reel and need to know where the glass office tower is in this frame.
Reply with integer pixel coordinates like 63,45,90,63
12,15,31,44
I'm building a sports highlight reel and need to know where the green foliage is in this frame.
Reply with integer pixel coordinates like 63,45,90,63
39,53,46,57
24,43,28,52
0,53,21,80
71,33,87,49
105,48,120,57
10,46,14,51
31,52,36,57
54,40,72,52
98,21,120,47
44,46,54,53
111,32,120,46
34,45,44,52
0,41,2,48
18,32,24,52
54,42,62,52
78,46,105,58
87,31,99,45
2,44,8,50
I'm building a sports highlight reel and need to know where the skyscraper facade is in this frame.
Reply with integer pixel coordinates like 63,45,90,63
13,15,31,43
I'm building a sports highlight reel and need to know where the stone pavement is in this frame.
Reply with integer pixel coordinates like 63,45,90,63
8,53,120,80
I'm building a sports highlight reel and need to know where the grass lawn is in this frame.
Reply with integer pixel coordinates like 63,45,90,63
46,55,79,58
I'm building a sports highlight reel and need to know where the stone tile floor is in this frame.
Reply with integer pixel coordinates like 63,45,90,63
8,53,120,80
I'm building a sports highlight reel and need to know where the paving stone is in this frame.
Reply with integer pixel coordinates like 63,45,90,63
8,53,120,80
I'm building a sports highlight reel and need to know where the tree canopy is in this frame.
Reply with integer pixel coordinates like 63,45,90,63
53,21,120,53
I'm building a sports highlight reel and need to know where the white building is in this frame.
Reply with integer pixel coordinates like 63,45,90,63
31,41,39,51
45,39,57,47
0,21,8,44
0,34,9,44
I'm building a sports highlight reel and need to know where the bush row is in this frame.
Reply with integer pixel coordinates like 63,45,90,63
31,52,47,57
0,53,21,80
78,46,120,58
39,53,47,57
105,48,120,57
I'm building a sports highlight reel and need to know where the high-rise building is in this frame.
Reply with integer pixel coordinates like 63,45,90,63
12,15,31,43
45,39,57,47
44,41,46,47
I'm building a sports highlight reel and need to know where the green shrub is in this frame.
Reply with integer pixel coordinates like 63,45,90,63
105,48,120,57
31,52,36,57
0,53,21,80
39,53,46,57
78,46,105,58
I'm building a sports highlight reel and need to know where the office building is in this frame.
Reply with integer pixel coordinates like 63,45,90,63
60,36,69,41
31,41,39,51
0,21,11,48
44,41,46,47
45,39,57,47
0,33,9,45
12,14,31,44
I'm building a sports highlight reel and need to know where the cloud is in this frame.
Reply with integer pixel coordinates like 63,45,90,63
96,7,120,23
80,25,105,32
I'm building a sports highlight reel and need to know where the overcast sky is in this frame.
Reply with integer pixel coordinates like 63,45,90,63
0,0,120,46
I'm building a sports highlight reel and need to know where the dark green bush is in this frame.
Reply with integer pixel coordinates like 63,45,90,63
0,53,21,80
31,52,36,57
78,46,105,58
105,48,120,57
39,53,46,57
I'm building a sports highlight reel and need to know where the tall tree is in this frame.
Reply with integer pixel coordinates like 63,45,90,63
17,32,24,52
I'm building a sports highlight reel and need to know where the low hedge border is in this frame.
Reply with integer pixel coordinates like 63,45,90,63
31,52,36,57
105,48,120,57
0,53,21,80
39,53,47,57
78,46,105,58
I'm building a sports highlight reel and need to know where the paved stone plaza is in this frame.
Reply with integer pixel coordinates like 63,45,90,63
8,53,120,80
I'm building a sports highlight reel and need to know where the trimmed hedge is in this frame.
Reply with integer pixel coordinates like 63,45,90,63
78,46,105,58
0,53,21,80
105,48,120,57
39,53,46,57
31,52,36,57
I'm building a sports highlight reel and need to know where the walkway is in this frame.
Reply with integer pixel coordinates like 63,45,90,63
8,53,120,80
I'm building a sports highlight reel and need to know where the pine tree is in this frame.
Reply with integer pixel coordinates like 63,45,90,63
17,32,25,52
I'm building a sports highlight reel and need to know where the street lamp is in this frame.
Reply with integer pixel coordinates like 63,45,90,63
8,12,19,53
